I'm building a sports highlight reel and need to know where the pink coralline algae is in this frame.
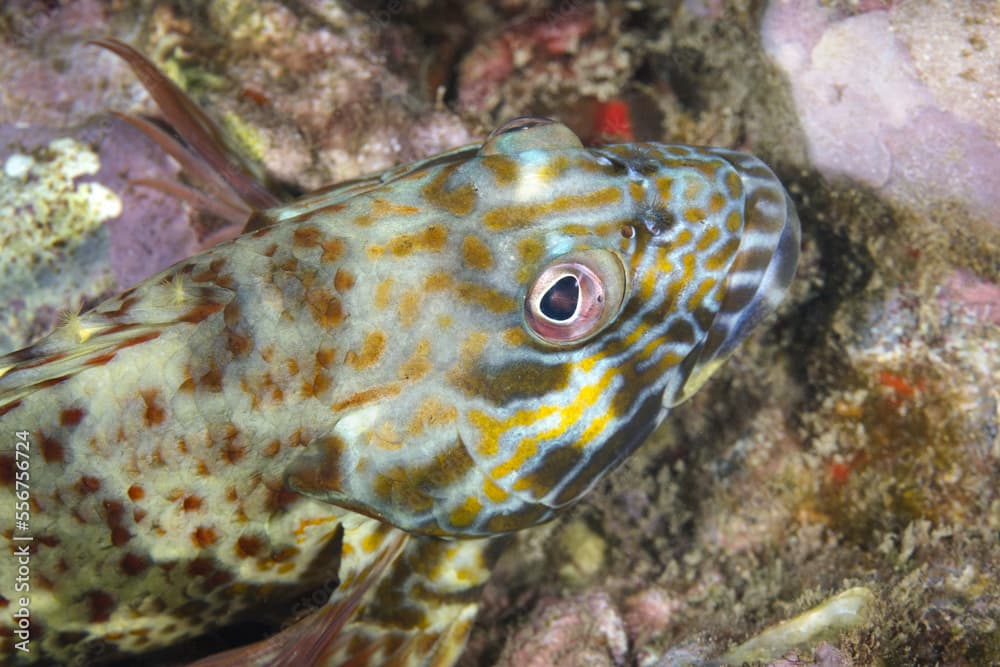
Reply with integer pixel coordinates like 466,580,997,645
762,0,1000,224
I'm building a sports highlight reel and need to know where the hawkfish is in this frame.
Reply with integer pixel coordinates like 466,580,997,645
0,39,799,666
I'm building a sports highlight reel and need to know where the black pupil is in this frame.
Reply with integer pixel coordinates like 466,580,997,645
540,275,580,321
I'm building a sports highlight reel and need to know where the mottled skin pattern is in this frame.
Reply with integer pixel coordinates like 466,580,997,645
0,47,799,667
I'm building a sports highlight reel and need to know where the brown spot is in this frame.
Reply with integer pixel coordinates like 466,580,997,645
397,290,422,328
111,526,132,547
133,509,147,523
305,288,344,328
455,283,516,313
399,339,432,381
316,346,336,368
150,448,165,467
236,534,264,558
387,225,448,256
86,590,116,623
59,408,86,427
179,301,225,324
421,164,476,216
0,454,13,487
187,557,215,577
331,383,402,412
40,433,64,463
222,440,246,464
120,553,148,576
127,485,144,501
334,268,355,293
192,526,218,548
424,272,453,291
222,301,242,327
199,364,224,392
347,331,386,370
270,546,299,562
321,238,345,262
76,476,101,495
481,154,519,185
140,389,166,426
375,278,394,309
263,440,281,457
36,534,59,548
461,235,495,270
179,369,196,393
182,495,203,511
292,226,323,248
300,370,332,399
264,483,300,513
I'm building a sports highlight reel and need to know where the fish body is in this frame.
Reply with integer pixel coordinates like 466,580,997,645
0,45,799,667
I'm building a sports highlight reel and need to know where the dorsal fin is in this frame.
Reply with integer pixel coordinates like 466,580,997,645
0,280,233,411
91,38,284,242
269,143,479,225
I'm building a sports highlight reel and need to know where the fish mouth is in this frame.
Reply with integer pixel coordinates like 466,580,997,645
668,147,801,407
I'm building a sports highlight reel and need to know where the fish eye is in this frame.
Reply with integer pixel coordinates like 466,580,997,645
524,249,628,346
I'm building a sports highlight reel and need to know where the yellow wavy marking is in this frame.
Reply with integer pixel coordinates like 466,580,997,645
578,320,651,374
578,410,611,449
470,405,558,457
482,476,509,502
696,225,720,251
686,277,717,311
489,367,617,479
705,238,740,271
726,210,743,233
362,529,385,553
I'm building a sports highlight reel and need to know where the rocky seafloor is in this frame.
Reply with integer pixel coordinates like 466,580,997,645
1,0,997,665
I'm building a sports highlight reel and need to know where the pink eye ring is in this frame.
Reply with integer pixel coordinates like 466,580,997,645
523,249,628,346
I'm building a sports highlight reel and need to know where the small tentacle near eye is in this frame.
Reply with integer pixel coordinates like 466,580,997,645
524,249,628,346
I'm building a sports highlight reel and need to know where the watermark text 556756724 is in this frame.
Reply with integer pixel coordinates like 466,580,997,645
11,429,33,654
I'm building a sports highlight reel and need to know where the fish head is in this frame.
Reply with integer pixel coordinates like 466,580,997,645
287,118,799,536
